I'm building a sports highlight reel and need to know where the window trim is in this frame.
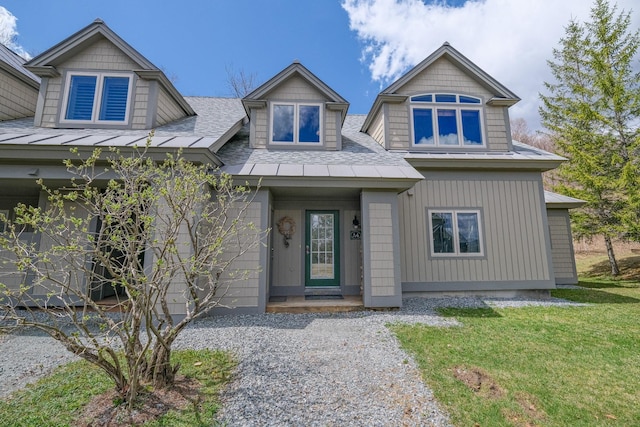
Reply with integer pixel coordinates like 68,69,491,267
269,101,323,145
410,93,485,147
428,209,484,257
60,71,133,126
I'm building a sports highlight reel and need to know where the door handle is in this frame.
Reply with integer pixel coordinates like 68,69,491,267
305,245,310,254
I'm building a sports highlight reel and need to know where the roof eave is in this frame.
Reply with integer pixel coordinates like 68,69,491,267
134,69,195,116
361,94,408,133
222,174,422,192
405,157,564,171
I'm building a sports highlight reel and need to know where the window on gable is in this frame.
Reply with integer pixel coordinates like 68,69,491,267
62,72,133,125
271,102,322,144
429,209,483,256
411,94,484,147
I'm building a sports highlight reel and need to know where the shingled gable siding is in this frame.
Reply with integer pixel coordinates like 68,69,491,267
399,170,553,287
257,75,338,149
547,209,579,284
131,79,150,128
38,38,157,129
0,72,38,120
155,86,185,127
369,109,385,147
250,107,268,148
214,199,264,311
390,57,509,152
362,191,402,307
154,191,265,317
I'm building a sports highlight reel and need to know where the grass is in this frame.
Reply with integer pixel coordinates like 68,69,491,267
392,252,640,426
0,349,236,427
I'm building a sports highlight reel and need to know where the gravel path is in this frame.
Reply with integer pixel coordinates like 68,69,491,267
0,295,584,426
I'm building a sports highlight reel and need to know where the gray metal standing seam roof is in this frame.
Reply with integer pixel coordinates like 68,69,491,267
0,97,245,150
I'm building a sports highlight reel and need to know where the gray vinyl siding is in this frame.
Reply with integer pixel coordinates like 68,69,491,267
399,170,553,286
547,209,579,284
0,71,38,121
384,57,510,152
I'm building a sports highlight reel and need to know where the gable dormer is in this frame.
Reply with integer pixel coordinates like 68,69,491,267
362,43,520,152
242,61,348,150
0,44,40,121
24,19,194,130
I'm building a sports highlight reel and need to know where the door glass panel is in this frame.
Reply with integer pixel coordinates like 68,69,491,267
310,213,334,279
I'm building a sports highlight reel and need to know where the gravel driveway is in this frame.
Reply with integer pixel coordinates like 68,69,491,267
0,296,582,426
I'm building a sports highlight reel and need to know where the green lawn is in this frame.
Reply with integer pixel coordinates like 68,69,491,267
0,349,236,427
392,257,640,426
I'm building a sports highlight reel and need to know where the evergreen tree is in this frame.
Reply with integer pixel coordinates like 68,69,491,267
540,0,640,275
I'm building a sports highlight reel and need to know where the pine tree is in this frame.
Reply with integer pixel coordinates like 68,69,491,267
540,0,640,275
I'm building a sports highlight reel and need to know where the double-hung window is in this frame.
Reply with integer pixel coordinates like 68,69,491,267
271,102,322,145
411,94,484,147
62,72,133,125
429,209,483,256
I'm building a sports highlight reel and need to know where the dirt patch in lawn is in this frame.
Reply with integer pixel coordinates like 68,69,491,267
452,365,504,400
74,375,201,426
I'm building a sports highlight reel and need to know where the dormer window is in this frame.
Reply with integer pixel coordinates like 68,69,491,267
411,94,484,147
61,72,133,125
270,102,322,145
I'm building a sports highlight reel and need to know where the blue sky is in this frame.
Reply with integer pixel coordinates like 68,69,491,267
1,0,638,130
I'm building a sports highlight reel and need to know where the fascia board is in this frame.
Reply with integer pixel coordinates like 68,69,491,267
25,20,155,71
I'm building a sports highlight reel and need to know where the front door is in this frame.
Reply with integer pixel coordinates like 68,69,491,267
305,210,340,287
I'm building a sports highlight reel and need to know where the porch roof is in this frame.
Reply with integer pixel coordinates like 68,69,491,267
218,115,424,189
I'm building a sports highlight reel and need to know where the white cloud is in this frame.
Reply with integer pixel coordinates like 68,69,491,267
342,0,639,130
0,6,31,60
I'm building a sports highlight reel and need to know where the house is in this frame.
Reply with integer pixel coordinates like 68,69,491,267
0,20,583,316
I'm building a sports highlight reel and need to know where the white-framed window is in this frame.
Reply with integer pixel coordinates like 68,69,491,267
429,209,483,256
0,209,9,233
270,102,322,145
411,94,484,147
61,72,133,125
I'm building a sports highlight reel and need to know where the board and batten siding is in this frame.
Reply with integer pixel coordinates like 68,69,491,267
271,209,303,289
0,72,38,121
547,209,579,284
399,171,554,289
385,57,510,152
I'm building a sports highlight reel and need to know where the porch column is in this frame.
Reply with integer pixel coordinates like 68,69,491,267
361,190,402,308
